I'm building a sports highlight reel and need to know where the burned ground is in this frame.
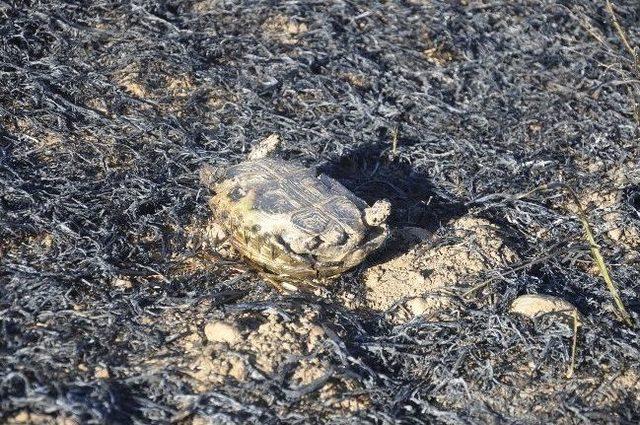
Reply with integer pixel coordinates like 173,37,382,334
1,0,640,423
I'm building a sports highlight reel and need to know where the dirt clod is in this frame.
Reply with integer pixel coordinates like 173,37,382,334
365,217,519,311
204,321,242,345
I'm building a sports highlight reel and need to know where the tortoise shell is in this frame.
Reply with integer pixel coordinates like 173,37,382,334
206,158,389,280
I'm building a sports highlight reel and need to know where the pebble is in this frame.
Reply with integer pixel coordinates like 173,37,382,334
204,320,242,344
406,295,449,316
510,294,582,325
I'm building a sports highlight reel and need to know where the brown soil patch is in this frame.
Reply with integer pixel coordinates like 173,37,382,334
340,72,371,89
191,0,221,14
116,64,149,99
1,231,55,262
113,62,196,116
364,217,519,311
261,15,308,45
173,308,369,413
8,118,64,162
423,42,456,65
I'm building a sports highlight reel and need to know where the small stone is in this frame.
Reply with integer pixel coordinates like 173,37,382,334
405,297,431,316
112,276,133,289
95,367,110,379
405,295,453,317
510,294,582,325
395,294,458,324
204,320,241,345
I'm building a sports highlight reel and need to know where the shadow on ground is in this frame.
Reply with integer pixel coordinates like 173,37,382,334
318,142,467,231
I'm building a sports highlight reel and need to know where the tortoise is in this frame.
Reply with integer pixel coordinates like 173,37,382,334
200,135,391,282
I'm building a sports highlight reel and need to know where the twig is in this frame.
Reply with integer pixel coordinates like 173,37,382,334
605,0,640,125
565,309,579,378
391,126,398,157
605,1,637,60
561,183,633,326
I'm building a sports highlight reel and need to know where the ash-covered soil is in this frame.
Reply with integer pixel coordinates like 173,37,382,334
2,1,640,423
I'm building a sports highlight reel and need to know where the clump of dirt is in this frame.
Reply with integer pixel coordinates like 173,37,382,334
261,15,309,45
204,320,242,344
364,217,519,311
113,60,195,116
388,294,461,324
184,326,247,387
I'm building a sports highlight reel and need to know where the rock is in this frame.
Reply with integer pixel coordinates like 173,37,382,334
204,321,241,345
385,294,460,324
94,367,110,379
510,294,582,325
405,294,455,318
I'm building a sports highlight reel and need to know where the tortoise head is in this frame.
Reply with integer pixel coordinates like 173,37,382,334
364,199,391,227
